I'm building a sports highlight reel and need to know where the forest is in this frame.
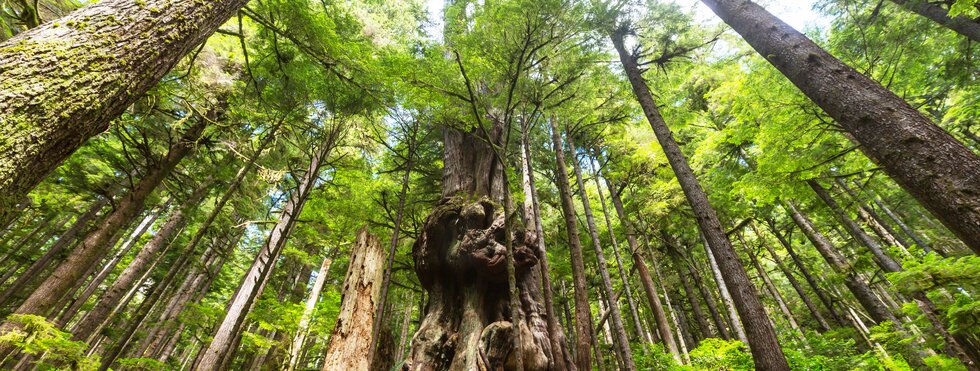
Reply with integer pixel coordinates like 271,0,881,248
0,0,978,370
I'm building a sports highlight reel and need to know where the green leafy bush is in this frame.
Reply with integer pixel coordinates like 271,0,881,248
0,314,99,370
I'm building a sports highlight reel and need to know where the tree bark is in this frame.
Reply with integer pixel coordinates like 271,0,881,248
612,29,788,370
521,130,574,371
808,180,904,273
54,206,163,327
194,132,336,370
700,0,980,253
0,0,249,218
567,137,635,370
287,258,332,371
0,112,208,340
701,234,749,345
321,228,385,370
589,152,647,345
72,180,211,342
665,241,714,341
738,233,802,334
547,120,595,371
752,223,831,331
888,0,980,42
764,218,843,325
783,202,898,324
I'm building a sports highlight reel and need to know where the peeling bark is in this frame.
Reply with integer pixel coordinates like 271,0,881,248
322,228,385,370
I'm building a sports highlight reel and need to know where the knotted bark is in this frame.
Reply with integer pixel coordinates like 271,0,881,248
405,196,550,371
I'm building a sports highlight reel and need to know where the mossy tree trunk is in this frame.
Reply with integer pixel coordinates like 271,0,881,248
0,0,249,224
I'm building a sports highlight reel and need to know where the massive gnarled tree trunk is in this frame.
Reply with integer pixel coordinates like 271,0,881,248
0,0,250,223
321,228,384,370
700,0,980,253
612,29,789,370
405,126,549,370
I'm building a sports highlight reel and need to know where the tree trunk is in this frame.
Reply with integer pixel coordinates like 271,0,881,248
701,233,749,346
783,202,898,324
608,188,681,360
589,152,647,345
888,0,980,42
287,257,332,371
836,179,913,251
0,196,109,305
752,223,831,331
665,241,714,341
808,180,904,273
0,113,208,340
55,206,163,327
568,137,635,370
321,228,383,370
700,0,980,253
194,133,336,370
738,233,802,335
521,130,574,371
72,180,211,342
406,124,549,371
764,218,843,325
547,121,596,371
867,189,935,255
613,29,788,370
0,0,249,218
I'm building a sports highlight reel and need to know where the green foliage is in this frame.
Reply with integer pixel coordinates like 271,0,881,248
633,343,678,370
0,315,98,370
115,357,170,371
686,338,753,370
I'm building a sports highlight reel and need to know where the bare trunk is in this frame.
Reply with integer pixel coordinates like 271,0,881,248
608,189,681,359
0,0,250,216
55,207,163,328
752,223,831,331
72,181,211,342
194,134,335,370
739,233,802,336
589,152,647,345
808,180,904,274
784,202,898,324
521,131,574,371
701,234,749,346
0,197,109,305
700,0,980,252
764,218,842,325
406,125,548,371
665,241,714,341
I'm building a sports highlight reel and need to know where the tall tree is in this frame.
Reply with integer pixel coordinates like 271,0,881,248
888,0,980,41
700,0,980,252
611,26,790,370
193,127,341,370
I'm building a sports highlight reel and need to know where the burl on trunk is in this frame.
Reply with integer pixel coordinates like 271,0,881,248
404,128,553,370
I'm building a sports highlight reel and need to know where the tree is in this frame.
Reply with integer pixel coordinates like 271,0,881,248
700,0,980,253
321,227,384,370
610,24,790,371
